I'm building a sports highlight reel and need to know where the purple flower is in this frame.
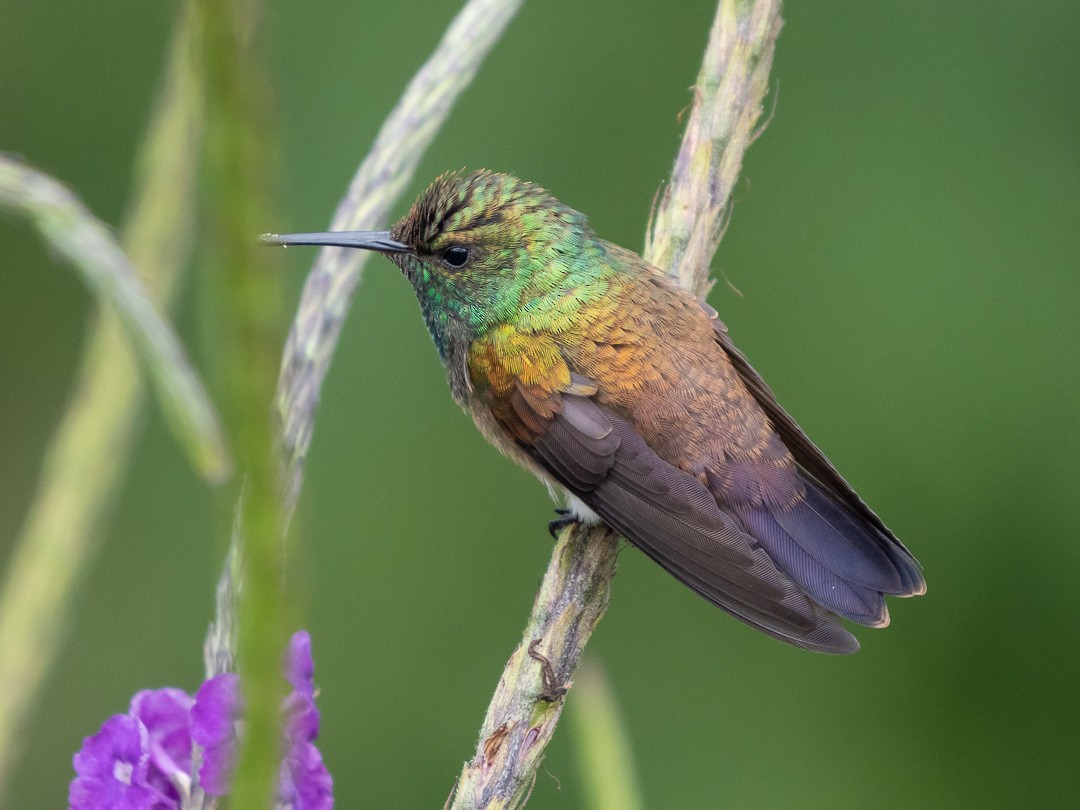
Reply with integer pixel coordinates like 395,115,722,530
280,739,333,810
191,632,333,810
130,688,194,801
279,633,332,810
68,714,165,810
284,632,320,744
286,631,315,699
70,632,332,810
190,673,241,796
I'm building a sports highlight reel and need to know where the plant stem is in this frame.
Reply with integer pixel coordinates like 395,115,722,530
205,0,522,804
275,0,525,519
446,526,620,809
193,0,289,804
447,1,784,806
646,0,784,294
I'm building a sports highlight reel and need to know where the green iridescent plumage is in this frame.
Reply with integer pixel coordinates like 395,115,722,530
388,171,613,361
268,170,925,653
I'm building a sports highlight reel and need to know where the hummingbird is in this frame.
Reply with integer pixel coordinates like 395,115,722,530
266,170,925,653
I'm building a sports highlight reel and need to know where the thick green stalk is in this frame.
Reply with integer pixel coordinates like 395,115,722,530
276,0,526,518
448,1,784,807
193,0,286,806
0,4,204,796
200,0,522,804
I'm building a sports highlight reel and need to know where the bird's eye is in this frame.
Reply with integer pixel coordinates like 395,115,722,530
441,246,471,268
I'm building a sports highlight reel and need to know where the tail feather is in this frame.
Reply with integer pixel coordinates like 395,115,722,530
708,312,927,606
734,471,924,627
740,505,889,627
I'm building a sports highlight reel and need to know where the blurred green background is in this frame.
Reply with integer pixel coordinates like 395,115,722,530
2,0,1079,807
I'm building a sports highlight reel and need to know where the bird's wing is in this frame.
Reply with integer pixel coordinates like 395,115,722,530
701,302,926,598
467,324,860,653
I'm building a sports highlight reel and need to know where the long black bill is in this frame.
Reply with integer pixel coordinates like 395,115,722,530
260,230,411,254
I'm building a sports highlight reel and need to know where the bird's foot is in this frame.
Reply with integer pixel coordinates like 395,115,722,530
548,508,577,539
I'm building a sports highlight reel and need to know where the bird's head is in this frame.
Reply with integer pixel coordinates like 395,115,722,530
266,170,595,343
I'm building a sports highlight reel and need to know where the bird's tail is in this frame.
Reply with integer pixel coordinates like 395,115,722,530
736,471,926,627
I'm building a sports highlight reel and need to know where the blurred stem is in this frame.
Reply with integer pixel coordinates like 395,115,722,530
448,1,783,807
0,158,227,479
193,0,288,807
568,660,644,810
199,0,521,803
275,0,525,519
0,2,203,798
192,520,244,810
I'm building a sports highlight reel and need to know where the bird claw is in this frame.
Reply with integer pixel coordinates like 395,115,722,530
548,508,576,539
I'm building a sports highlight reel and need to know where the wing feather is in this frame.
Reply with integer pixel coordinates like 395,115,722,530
702,304,926,598
468,328,858,653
